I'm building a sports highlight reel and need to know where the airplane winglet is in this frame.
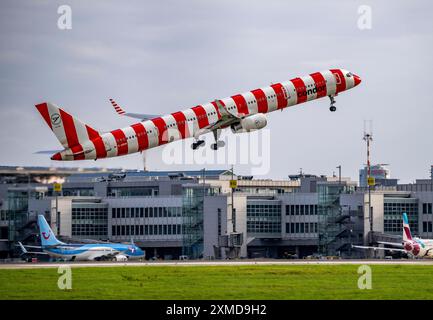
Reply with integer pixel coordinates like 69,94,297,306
109,99,126,115
108,99,160,121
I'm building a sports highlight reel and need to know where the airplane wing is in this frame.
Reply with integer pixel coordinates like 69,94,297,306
16,242,48,255
352,244,406,253
20,244,44,249
109,99,161,121
377,241,403,248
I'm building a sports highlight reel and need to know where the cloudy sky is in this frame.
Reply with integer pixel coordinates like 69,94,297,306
0,0,432,182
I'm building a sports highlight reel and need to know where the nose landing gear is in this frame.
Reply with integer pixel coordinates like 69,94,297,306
191,129,226,151
329,95,337,112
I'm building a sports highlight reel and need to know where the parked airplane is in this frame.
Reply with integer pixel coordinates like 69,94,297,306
18,215,145,261
35,68,361,161
353,213,433,258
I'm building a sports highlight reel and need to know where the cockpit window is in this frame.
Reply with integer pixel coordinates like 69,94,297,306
346,72,353,77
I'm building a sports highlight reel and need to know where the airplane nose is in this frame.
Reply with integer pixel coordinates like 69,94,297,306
51,152,62,161
353,74,362,86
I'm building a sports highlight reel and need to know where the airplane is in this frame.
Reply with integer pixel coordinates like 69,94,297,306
353,213,433,258
18,215,145,261
35,68,361,161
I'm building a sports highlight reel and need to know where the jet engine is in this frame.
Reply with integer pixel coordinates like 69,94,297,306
231,113,267,133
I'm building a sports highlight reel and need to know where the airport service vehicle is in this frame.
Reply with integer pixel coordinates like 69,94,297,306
353,213,433,258
18,215,145,261
35,68,361,161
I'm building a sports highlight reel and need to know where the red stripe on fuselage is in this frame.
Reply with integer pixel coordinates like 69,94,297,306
70,144,85,160
191,105,209,129
151,117,168,146
111,129,128,156
35,103,52,130
270,83,288,110
59,109,84,160
211,101,222,118
85,125,100,140
251,89,269,113
86,126,107,159
131,123,149,151
171,111,188,138
231,94,249,115
309,72,327,98
59,109,80,148
291,77,307,104
330,69,346,94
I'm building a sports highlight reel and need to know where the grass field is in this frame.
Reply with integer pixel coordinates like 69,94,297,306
1,264,433,299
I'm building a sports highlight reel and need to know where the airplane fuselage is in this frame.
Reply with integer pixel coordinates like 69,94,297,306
43,243,145,261
42,68,361,161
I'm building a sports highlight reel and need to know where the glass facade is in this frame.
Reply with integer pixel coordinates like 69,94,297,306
111,207,182,219
62,188,94,197
422,203,433,214
112,224,182,236
7,189,29,241
286,204,318,215
317,183,355,256
182,185,218,259
384,199,418,234
71,203,108,238
247,202,281,234
285,222,318,234
0,210,8,221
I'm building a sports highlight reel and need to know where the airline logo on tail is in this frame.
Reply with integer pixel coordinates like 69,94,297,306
42,231,51,240
37,215,63,247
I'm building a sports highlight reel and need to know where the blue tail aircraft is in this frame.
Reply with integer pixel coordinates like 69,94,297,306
19,215,145,261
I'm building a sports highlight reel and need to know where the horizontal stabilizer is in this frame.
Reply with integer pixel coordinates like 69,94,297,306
352,245,405,252
34,150,63,155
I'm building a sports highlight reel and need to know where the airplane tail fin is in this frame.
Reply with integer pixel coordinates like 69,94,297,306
402,213,412,241
37,215,63,247
35,102,101,149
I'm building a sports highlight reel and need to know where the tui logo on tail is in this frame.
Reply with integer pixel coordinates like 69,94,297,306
42,231,51,240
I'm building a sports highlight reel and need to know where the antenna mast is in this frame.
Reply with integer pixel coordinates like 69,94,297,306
363,120,373,238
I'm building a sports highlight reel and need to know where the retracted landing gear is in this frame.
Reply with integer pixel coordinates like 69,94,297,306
191,139,205,150
329,95,337,112
210,129,225,150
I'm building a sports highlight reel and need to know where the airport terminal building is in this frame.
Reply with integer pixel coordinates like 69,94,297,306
0,165,432,260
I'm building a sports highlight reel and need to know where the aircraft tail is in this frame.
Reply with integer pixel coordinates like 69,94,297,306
402,213,412,242
37,215,63,247
35,102,101,150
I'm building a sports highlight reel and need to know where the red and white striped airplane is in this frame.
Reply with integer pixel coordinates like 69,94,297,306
35,68,361,161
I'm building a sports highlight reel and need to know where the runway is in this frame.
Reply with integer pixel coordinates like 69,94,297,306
1,259,433,269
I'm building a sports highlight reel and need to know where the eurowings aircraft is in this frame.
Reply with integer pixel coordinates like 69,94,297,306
353,213,433,258
19,215,145,261
35,69,361,161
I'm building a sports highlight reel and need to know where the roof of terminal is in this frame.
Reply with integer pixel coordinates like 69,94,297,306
70,169,231,179
0,166,230,177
